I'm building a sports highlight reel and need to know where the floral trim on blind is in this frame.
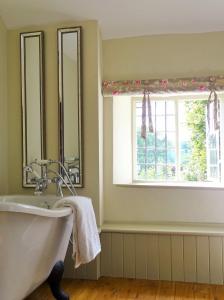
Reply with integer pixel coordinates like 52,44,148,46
102,76,224,96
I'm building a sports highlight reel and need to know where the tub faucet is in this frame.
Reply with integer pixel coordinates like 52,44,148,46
34,178,51,195
24,164,50,194
24,159,77,196
51,176,63,197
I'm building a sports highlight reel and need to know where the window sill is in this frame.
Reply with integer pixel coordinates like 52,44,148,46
101,222,224,236
115,181,224,189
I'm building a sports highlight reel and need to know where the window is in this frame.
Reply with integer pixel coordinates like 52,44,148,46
132,93,224,184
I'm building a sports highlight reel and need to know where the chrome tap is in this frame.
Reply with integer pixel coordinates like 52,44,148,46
24,159,77,196
34,177,51,195
51,176,63,197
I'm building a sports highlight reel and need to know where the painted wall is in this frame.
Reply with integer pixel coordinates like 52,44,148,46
7,21,103,225
103,32,224,224
0,18,8,194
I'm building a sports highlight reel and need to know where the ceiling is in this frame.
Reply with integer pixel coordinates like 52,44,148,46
1,0,224,39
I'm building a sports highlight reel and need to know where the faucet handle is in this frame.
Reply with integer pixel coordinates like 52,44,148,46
30,177,38,183
52,177,63,197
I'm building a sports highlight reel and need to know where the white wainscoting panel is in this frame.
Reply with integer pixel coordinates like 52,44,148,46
196,236,210,283
100,232,112,277
135,234,148,279
100,232,224,284
147,234,159,280
123,234,135,278
209,236,223,284
183,236,197,282
65,232,224,282
171,235,184,282
111,233,124,277
158,235,172,281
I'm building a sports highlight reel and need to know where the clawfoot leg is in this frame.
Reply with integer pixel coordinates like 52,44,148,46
47,261,69,300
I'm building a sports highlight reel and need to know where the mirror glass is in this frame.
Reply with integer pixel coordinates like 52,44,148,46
20,31,45,187
58,27,83,187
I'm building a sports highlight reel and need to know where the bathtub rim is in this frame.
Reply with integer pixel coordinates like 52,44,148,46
0,195,72,218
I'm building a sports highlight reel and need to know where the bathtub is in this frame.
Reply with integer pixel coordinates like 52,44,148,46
0,195,73,300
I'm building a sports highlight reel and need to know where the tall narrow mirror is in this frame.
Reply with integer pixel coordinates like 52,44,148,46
58,27,83,187
20,31,45,187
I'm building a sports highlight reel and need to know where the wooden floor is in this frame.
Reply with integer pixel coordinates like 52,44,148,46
26,278,224,300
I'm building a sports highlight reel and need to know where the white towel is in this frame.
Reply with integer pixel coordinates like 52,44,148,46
53,196,101,268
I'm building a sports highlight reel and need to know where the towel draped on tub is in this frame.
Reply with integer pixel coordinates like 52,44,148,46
53,196,101,268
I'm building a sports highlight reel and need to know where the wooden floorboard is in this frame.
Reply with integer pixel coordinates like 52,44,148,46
26,277,224,300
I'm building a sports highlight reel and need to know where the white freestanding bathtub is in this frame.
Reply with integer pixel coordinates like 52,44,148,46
0,195,73,300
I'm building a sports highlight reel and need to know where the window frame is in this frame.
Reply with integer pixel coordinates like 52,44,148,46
131,92,224,185
132,97,179,182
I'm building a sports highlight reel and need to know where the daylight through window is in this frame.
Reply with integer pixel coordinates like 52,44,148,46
133,94,224,183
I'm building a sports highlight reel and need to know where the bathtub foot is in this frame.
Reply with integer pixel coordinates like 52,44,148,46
47,261,69,300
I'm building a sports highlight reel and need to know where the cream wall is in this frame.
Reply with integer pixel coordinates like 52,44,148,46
7,21,103,224
0,18,8,194
103,32,224,224
103,32,224,80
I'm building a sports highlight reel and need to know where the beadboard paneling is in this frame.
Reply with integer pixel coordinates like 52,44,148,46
158,235,172,281
209,236,223,284
147,234,159,280
171,235,184,282
196,236,210,283
65,232,224,283
100,232,112,277
111,233,124,277
183,236,197,282
100,232,224,284
135,234,148,279
123,234,135,278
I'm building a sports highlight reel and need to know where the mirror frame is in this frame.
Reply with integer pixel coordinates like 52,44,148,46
20,31,45,187
58,27,83,187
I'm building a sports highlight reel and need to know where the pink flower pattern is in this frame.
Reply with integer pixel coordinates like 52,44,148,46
102,76,224,96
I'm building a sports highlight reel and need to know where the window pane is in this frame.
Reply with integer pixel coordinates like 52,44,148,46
137,165,147,180
133,96,221,183
156,132,166,148
156,116,165,131
156,151,166,163
167,150,176,164
166,101,175,115
167,165,176,179
146,132,155,148
210,167,218,179
209,134,217,148
146,165,156,179
180,147,191,165
156,165,167,179
136,132,146,147
138,164,156,180
210,150,218,165
137,155,146,164
167,132,176,148
151,101,156,115
156,101,165,115
166,116,176,131
146,150,155,164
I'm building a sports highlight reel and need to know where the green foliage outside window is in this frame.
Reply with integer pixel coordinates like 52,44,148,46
136,100,207,182
183,100,207,181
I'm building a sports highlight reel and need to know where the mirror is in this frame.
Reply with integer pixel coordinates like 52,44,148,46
20,31,45,187
58,27,83,187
